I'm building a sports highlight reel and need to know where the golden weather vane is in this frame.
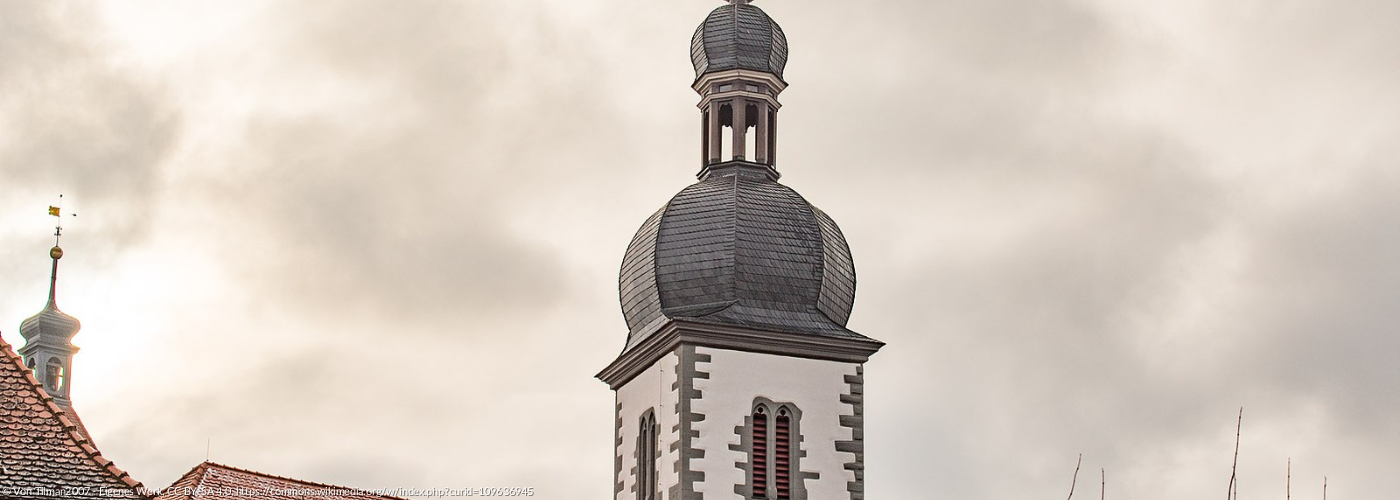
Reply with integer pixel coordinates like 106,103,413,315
47,194,77,251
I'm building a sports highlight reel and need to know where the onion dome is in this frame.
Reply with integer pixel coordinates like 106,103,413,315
690,1,789,80
20,246,81,343
619,164,857,347
19,304,81,342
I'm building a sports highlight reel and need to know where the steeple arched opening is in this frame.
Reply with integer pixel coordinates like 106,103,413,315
718,102,734,162
45,357,66,396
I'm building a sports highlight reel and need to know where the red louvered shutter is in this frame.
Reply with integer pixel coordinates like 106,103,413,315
753,410,768,497
775,414,791,499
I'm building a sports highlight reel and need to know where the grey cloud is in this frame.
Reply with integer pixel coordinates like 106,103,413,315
1232,171,1400,433
205,114,574,322
855,127,1228,497
98,346,435,488
160,0,632,322
0,2,180,252
769,1,1399,496
7,0,1400,498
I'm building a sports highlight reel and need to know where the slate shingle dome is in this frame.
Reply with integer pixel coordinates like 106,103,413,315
20,302,81,342
619,164,857,345
690,2,789,80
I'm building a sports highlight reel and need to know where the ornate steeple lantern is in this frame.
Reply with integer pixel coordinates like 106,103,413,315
692,0,790,177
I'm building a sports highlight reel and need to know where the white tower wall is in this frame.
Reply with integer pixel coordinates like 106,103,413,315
614,350,681,500
690,347,862,500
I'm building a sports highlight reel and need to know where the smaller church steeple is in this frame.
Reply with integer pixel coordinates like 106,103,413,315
19,198,82,405
691,0,788,178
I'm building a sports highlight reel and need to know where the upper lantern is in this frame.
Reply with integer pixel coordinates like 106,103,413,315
690,1,789,80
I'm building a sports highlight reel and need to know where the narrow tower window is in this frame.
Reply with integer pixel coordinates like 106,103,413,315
637,416,646,499
775,408,792,499
637,411,658,500
752,406,769,497
648,413,658,499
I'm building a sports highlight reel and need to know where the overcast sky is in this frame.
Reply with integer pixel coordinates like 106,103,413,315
2,0,1398,498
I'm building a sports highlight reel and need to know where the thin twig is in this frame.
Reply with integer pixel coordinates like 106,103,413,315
1286,458,1291,500
1323,476,1327,500
1100,468,1105,500
1067,454,1082,500
1227,408,1242,500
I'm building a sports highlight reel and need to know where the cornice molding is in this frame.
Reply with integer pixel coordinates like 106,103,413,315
692,69,789,95
697,92,783,112
597,319,883,389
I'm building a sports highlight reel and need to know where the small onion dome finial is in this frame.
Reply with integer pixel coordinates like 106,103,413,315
693,0,787,79
50,246,64,260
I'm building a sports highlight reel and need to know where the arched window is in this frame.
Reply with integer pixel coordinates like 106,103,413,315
637,410,658,500
44,357,65,394
747,400,803,500
775,407,792,499
752,406,769,497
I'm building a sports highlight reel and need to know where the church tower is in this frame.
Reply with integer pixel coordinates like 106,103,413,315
19,222,84,418
598,2,884,500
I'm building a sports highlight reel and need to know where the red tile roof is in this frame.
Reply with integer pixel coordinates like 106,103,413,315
0,337,145,499
155,462,406,500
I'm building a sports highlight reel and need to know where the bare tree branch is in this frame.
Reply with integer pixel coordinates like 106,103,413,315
1227,408,1242,500
1067,454,1082,500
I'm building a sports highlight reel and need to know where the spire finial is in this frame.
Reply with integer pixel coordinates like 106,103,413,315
725,0,754,5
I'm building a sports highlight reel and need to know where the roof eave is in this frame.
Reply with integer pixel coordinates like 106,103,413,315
692,69,788,94
597,319,884,389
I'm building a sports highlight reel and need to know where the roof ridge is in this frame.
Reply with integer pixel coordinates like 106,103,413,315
785,184,831,316
725,170,741,303
200,461,409,500
190,462,213,499
159,461,212,500
0,336,147,497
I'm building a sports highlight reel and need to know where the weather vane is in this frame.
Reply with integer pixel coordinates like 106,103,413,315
47,194,77,249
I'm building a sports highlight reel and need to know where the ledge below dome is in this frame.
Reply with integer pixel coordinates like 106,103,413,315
598,318,883,389
698,159,779,181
